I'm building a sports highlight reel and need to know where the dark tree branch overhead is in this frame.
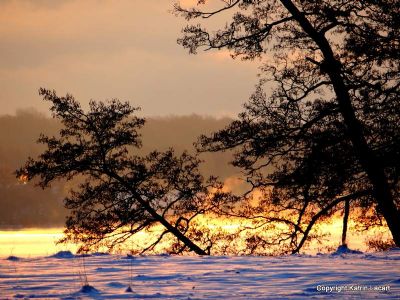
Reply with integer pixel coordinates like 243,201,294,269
280,0,400,246
175,0,400,251
174,0,241,19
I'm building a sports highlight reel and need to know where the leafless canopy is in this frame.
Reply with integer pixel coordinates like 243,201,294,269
175,0,400,252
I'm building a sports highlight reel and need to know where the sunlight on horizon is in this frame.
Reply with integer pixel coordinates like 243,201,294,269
0,228,76,258
3,174,392,258
0,218,391,258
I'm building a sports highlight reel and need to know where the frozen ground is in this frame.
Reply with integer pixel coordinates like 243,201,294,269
1,248,400,299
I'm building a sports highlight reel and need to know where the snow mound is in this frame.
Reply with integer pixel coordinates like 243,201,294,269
387,247,400,252
50,251,75,259
76,253,91,258
79,284,99,294
92,252,110,256
6,255,20,261
125,285,134,293
14,294,25,298
332,245,363,255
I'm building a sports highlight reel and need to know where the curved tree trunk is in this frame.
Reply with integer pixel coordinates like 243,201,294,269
342,199,350,246
108,172,207,255
292,197,343,254
280,0,400,247
292,191,365,254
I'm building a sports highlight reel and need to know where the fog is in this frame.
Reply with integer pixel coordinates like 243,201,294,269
0,110,239,229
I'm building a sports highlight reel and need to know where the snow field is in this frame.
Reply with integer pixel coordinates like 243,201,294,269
1,248,400,299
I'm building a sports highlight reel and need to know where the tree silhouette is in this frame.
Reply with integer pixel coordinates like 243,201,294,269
16,89,226,255
175,0,400,250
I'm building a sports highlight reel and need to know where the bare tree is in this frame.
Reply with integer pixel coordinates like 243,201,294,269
174,0,400,250
16,89,227,255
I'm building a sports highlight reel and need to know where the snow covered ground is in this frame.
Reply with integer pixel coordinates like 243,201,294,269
1,248,400,299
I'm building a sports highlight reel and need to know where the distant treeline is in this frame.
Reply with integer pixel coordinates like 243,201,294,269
0,110,238,229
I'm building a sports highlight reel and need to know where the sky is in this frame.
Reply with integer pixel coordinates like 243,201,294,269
0,0,256,229
0,0,258,117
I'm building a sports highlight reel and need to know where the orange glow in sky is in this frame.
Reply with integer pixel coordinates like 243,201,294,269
0,216,391,258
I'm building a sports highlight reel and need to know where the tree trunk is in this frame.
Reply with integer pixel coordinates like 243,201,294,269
292,192,365,254
133,193,207,255
342,199,350,246
280,0,400,247
292,197,343,254
327,64,400,247
109,172,207,255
